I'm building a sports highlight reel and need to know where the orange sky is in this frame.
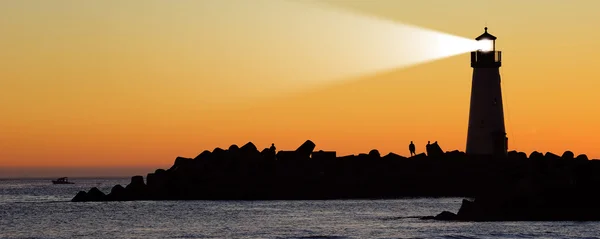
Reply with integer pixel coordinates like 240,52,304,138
1,0,600,175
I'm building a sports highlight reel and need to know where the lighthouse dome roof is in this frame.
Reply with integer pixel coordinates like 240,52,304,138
476,27,497,41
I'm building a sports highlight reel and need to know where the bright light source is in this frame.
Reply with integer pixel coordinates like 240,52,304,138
193,0,483,102
477,39,494,52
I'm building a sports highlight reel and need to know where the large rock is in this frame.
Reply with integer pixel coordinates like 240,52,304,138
433,177,600,221
71,191,88,202
368,149,381,158
240,142,258,154
125,175,148,200
435,211,457,220
562,151,575,160
296,140,316,158
86,187,106,202
544,152,560,160
529,151,544,161
426,142,444,159
106,184,127,201
576,154,589,161
311,150,336,161
194,150,212,160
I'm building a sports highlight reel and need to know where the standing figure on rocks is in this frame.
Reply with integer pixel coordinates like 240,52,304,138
409,141,416,156
270,143,276,153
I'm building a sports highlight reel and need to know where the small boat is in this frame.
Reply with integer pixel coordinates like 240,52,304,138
52,177,74,184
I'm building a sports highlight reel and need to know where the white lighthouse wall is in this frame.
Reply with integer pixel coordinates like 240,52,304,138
466,67,506,155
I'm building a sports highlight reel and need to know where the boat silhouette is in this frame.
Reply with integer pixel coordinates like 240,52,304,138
52,177,74,184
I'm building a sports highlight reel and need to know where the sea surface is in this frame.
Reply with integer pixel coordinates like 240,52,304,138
1,178,600,239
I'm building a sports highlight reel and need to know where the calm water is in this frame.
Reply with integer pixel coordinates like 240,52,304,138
1,178,600,239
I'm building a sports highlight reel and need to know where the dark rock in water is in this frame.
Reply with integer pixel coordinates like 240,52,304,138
124,175,148,200
130,175,145,187
86,187,106,201
455,199,475,219
70,139,600,211
71,191,87,202
434,211,457,220
433,177,600,221
106,185,126,201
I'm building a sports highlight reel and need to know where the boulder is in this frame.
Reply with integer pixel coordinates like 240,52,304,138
311,151,337,161
296,140,316,159
412,152,427,160
434,211,458,220
194,150,212,160
86,187,106,201
576,154,589,161
382,152,404,160
517,152,528,160
507,150,519,160
130,175,145,187
426,142,444,159
106,184,127,201
240,142,258,153
544,152,560,160
529,151,544,161
71,191,88,202
170,156,193,171
228,144,239,152
368,149,381,158
560,150,574,160
212,147,227,160
277,151,298,161
445,150,465,160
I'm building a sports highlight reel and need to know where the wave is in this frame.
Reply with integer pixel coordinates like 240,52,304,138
283,236,349,239
379,216,425,221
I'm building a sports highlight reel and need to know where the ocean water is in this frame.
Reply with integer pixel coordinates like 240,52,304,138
1,178,600,239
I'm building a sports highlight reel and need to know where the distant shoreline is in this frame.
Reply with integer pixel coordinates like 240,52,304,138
0,165,168,179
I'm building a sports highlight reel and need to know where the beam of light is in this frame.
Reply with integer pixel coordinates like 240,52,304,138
195,0,483,102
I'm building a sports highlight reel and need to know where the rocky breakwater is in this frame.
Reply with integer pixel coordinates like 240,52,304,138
426,151,600,221
72,140,477,202
72,140,600,205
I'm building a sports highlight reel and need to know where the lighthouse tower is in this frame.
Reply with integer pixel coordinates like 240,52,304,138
465,27,507,157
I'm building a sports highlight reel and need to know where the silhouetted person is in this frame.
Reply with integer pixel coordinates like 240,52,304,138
409,141,416,156
270,143,276,153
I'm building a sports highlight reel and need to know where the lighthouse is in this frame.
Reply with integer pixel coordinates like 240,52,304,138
465,27,507,157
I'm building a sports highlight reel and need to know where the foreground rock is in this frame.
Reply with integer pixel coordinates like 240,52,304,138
72,140,599,206
427,155,600,221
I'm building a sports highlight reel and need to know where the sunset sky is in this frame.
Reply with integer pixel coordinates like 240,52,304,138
1,0,599,177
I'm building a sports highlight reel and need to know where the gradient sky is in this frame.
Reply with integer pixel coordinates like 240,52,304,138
1,0,600,177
